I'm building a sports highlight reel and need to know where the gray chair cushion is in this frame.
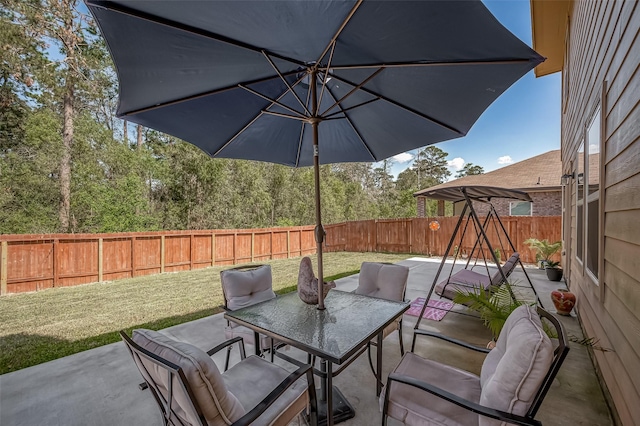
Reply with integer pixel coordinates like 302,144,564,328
132,329,245,426
223,355,309,426
355,262,409,301
435,253,519,301
221,265,275,311
221,265,276,350
355,262,409,338
381,304,554,426
381,352,482,426
489,252,519,287
479,305,553,425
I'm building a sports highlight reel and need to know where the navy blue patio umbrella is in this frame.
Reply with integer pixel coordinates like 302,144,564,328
87,0,543,309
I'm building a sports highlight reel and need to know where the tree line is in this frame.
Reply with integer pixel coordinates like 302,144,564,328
0,1,483,235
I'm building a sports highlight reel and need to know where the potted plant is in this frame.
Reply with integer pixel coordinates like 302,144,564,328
524,238,563,281
544,260,564,281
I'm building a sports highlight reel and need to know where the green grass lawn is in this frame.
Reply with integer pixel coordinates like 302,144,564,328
0,252,410,374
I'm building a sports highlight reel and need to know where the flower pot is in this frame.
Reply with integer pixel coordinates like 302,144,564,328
545,267,563,281
551,289,575,316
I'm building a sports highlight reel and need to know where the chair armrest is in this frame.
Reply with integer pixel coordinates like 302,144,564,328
412,329,490,353
206,337,246,357
386,373,541,426
231,364,316,426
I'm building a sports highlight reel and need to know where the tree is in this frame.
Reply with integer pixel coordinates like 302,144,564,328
413,146,451,189
456,163,484,178
7,0,113,231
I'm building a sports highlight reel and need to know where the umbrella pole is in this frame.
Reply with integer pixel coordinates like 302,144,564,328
311,69,326,310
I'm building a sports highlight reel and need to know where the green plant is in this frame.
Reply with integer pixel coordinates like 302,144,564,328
494,248,502,264
524,238,562,268
453,283,526,338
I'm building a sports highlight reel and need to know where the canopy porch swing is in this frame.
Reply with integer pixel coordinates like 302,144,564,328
414,185,542,329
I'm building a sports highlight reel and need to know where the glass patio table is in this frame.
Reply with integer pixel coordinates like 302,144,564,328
225,289,410,426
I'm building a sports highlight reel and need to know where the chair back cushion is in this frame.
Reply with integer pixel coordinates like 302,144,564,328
220,265,275,311
355,262,409,302
489,252,519,287
479,305,553,425
132,329,245,426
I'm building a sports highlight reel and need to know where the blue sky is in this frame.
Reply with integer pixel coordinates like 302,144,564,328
383,0,561,178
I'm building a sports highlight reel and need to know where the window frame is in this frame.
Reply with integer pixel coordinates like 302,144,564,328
509,201,533,216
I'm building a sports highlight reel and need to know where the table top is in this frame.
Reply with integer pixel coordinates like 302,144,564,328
225,290,409,364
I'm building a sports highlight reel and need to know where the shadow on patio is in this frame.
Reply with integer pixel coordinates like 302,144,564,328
0,257,612,425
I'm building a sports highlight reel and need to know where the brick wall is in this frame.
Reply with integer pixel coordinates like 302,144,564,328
470,191,561,216
417,190,561,217
417,197,426,217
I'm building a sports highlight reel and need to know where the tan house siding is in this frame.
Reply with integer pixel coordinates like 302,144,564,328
562,1,640,424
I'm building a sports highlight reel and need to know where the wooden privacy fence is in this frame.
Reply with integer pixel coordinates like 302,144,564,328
0,216,560,295
0,227,316,295
324,216,561,264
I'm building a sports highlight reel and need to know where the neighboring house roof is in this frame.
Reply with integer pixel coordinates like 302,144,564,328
414,150,563,197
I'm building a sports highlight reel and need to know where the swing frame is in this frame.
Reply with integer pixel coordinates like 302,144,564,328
415,186,541,330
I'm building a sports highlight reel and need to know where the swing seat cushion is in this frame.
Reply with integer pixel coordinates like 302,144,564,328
435,253,519,301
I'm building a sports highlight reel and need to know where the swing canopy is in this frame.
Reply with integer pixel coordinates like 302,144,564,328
417,185,532,203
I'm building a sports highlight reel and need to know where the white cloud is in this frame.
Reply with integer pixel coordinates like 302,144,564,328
392,152,414,163
497,155,513,165
447,157,465,171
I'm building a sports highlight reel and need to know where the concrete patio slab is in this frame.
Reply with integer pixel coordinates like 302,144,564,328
0,257,613,425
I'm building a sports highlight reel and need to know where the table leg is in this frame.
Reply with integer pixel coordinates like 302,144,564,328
253,331,260,356
376,332,383,397
325,360,333,426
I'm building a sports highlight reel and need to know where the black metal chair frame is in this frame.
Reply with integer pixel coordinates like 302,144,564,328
121,331,318,426
383,306,569,426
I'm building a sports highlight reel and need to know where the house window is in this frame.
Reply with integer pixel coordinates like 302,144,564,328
585,108,601,280
576,141,584,263
509,201,532,216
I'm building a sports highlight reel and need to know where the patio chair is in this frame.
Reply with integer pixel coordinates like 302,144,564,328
381,305,569,426
435,252,520,302
355,262,410,356
220,264,277,370
121,329,317,426
354,262,409,389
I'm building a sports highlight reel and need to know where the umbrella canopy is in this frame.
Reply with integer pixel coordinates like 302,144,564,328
87,0,544,309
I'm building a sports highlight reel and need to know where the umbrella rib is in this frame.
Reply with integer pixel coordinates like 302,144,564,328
320,67,385,117
261,50,310,116
317,41,337,110
323,97,381,119
321,86,377,162
295,87,313,167
327,58,537,71
262,110,308,122
327,73,465,136
119,72,297,118
86,0,306,68
211,112,265,157
238,84,307,119
315,0,364,66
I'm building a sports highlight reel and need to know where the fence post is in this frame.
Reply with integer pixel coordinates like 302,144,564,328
131,236,136,278
233,232,237,264
98,238,103,282
251,232,255,262
190,234,194,270
161,235,165,273
287,230,290,258
211,233,216,267
270,231,274,260
53,239,58,288
1,241,7,295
